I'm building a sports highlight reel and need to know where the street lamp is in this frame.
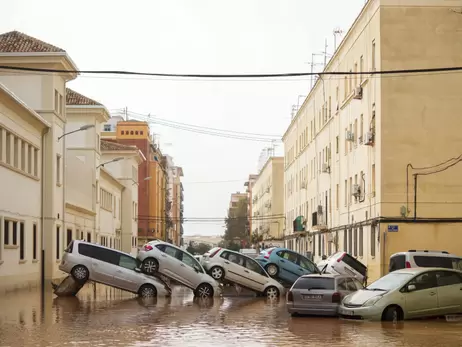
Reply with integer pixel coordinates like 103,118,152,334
58,124,95,141
97,157,124,169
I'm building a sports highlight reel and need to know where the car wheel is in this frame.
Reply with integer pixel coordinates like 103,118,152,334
139,284,157,298
264,286,280,299
209,266,224,280
383,306,402,323
142,258,159,275
265,264,279,277
71,265,89,284
195,283,214,298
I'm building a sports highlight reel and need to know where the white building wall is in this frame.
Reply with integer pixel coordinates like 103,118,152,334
0,91,47,293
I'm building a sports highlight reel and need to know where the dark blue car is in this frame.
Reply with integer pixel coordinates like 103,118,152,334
256,247,319,284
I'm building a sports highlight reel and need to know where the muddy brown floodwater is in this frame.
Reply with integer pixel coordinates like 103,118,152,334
0,284,461,347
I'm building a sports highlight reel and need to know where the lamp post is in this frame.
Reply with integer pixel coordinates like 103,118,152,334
57,124,95,141
97,156,124,169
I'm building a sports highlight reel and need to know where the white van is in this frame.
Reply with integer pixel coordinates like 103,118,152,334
319,251,368,284
389,250,462,272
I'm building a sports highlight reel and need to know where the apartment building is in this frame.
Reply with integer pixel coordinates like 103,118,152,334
244,174,258,237
252,157,284,243
100,140,145,255
283,0,462,281
0,31,78,290
172,166,184,246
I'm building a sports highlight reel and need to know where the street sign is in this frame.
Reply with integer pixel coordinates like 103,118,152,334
388,225,399,232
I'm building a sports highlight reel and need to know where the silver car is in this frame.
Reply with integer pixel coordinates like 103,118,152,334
201,247,285,299
59,240,171,298
137,240,222,298
286,274,363,316
339,267,462,321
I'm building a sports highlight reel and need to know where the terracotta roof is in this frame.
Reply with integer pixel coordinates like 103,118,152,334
66,88,102,106
100,140,138,151
0,31,65,53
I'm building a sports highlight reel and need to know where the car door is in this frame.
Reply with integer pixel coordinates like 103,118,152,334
79,244,118,284
276,250,299,283
157,244,184,282
112,253,141,293
176,251,203,289
435,270,462,314
220,251,244,284
242,257,269,292
404,271,439,318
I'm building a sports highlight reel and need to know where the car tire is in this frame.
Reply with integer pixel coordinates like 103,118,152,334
209,266,225,280
141,258,159,275
138,284,157,298
382,306,402,322
195,283,214,298
265,264,279,277
264,285,280,299
71,265,89,284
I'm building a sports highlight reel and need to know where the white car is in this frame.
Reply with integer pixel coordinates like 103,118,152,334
201,247,285,299
59,240,171,298
137,240,222,298
389,250,462,272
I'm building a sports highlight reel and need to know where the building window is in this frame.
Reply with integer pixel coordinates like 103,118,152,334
343,227,347,251
34,149,38,177
33,224,37,260
56,155,61,185
372,40,376,71
121,130,125,135
104,124,111,131
87,232,91,243
12,221,17,245
21,141,26,171
349,177,353,205
372,164,376,195
359,226,364,256
140,131,144,135
113,196,116,217
3,219,9,245
56,226,61,260
360,114,364,143
5,132,11,164
66,229,72,247
100,188,113,211
344,180,347,206
353,227,357,256
130,131,134,135
336,184,339,209
371,226,376,256
360,55,364,81
354,119,358,146
348,228,352,254
13,137,18,168
54,90,59,113
135,131,139,135
19,222,25,260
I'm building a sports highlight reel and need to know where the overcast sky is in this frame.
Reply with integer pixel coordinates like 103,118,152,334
2,0,366,236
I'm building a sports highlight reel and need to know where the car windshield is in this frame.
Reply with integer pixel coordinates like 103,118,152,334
452,258,462,271
366,272,415,291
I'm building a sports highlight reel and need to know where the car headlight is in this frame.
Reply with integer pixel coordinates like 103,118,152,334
363,296,382,307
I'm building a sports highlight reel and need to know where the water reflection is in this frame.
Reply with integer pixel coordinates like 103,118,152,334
0,284,460,347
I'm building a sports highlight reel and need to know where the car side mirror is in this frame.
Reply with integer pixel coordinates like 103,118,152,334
407,284,416,292
134,267,141,273
193,265,200,273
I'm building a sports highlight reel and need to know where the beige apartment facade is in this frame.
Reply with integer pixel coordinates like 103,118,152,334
0,31,78,290
283,0,462,281
252,157,284,243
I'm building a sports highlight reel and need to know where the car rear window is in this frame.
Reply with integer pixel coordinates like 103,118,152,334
293,277,335,290
342,253,367,276
389,255,405,272
414,255,453,269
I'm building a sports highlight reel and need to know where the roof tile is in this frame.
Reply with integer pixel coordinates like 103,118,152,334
0,31,65,53
66,88,102,106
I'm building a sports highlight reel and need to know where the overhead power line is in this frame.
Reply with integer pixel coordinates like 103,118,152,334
1,65,462,78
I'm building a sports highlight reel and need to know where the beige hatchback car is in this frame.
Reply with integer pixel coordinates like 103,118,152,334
339,267,462,321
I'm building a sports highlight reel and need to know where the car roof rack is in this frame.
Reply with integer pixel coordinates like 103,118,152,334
408,249,449,254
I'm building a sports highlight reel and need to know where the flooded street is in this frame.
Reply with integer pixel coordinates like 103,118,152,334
0,284,461,347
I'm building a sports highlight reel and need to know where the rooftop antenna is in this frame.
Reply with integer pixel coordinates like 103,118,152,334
306,53,324,89
333,28,344,52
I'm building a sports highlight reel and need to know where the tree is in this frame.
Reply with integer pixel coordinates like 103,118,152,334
186,242,212,255
223,197,249,247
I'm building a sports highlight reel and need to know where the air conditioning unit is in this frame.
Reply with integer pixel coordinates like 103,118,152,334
317,205,323,215
346,131,355,141
364,131,375,146
352,184,361,196
353,86,363,100
321,163,330,173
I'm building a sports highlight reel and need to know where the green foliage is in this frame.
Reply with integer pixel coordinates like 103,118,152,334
223,197,249,245
186,242,212,255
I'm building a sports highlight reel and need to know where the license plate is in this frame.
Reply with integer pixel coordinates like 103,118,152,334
303,294,322,300
341,309,354,316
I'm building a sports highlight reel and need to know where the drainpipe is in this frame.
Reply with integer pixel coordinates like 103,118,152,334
40,127,50,298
